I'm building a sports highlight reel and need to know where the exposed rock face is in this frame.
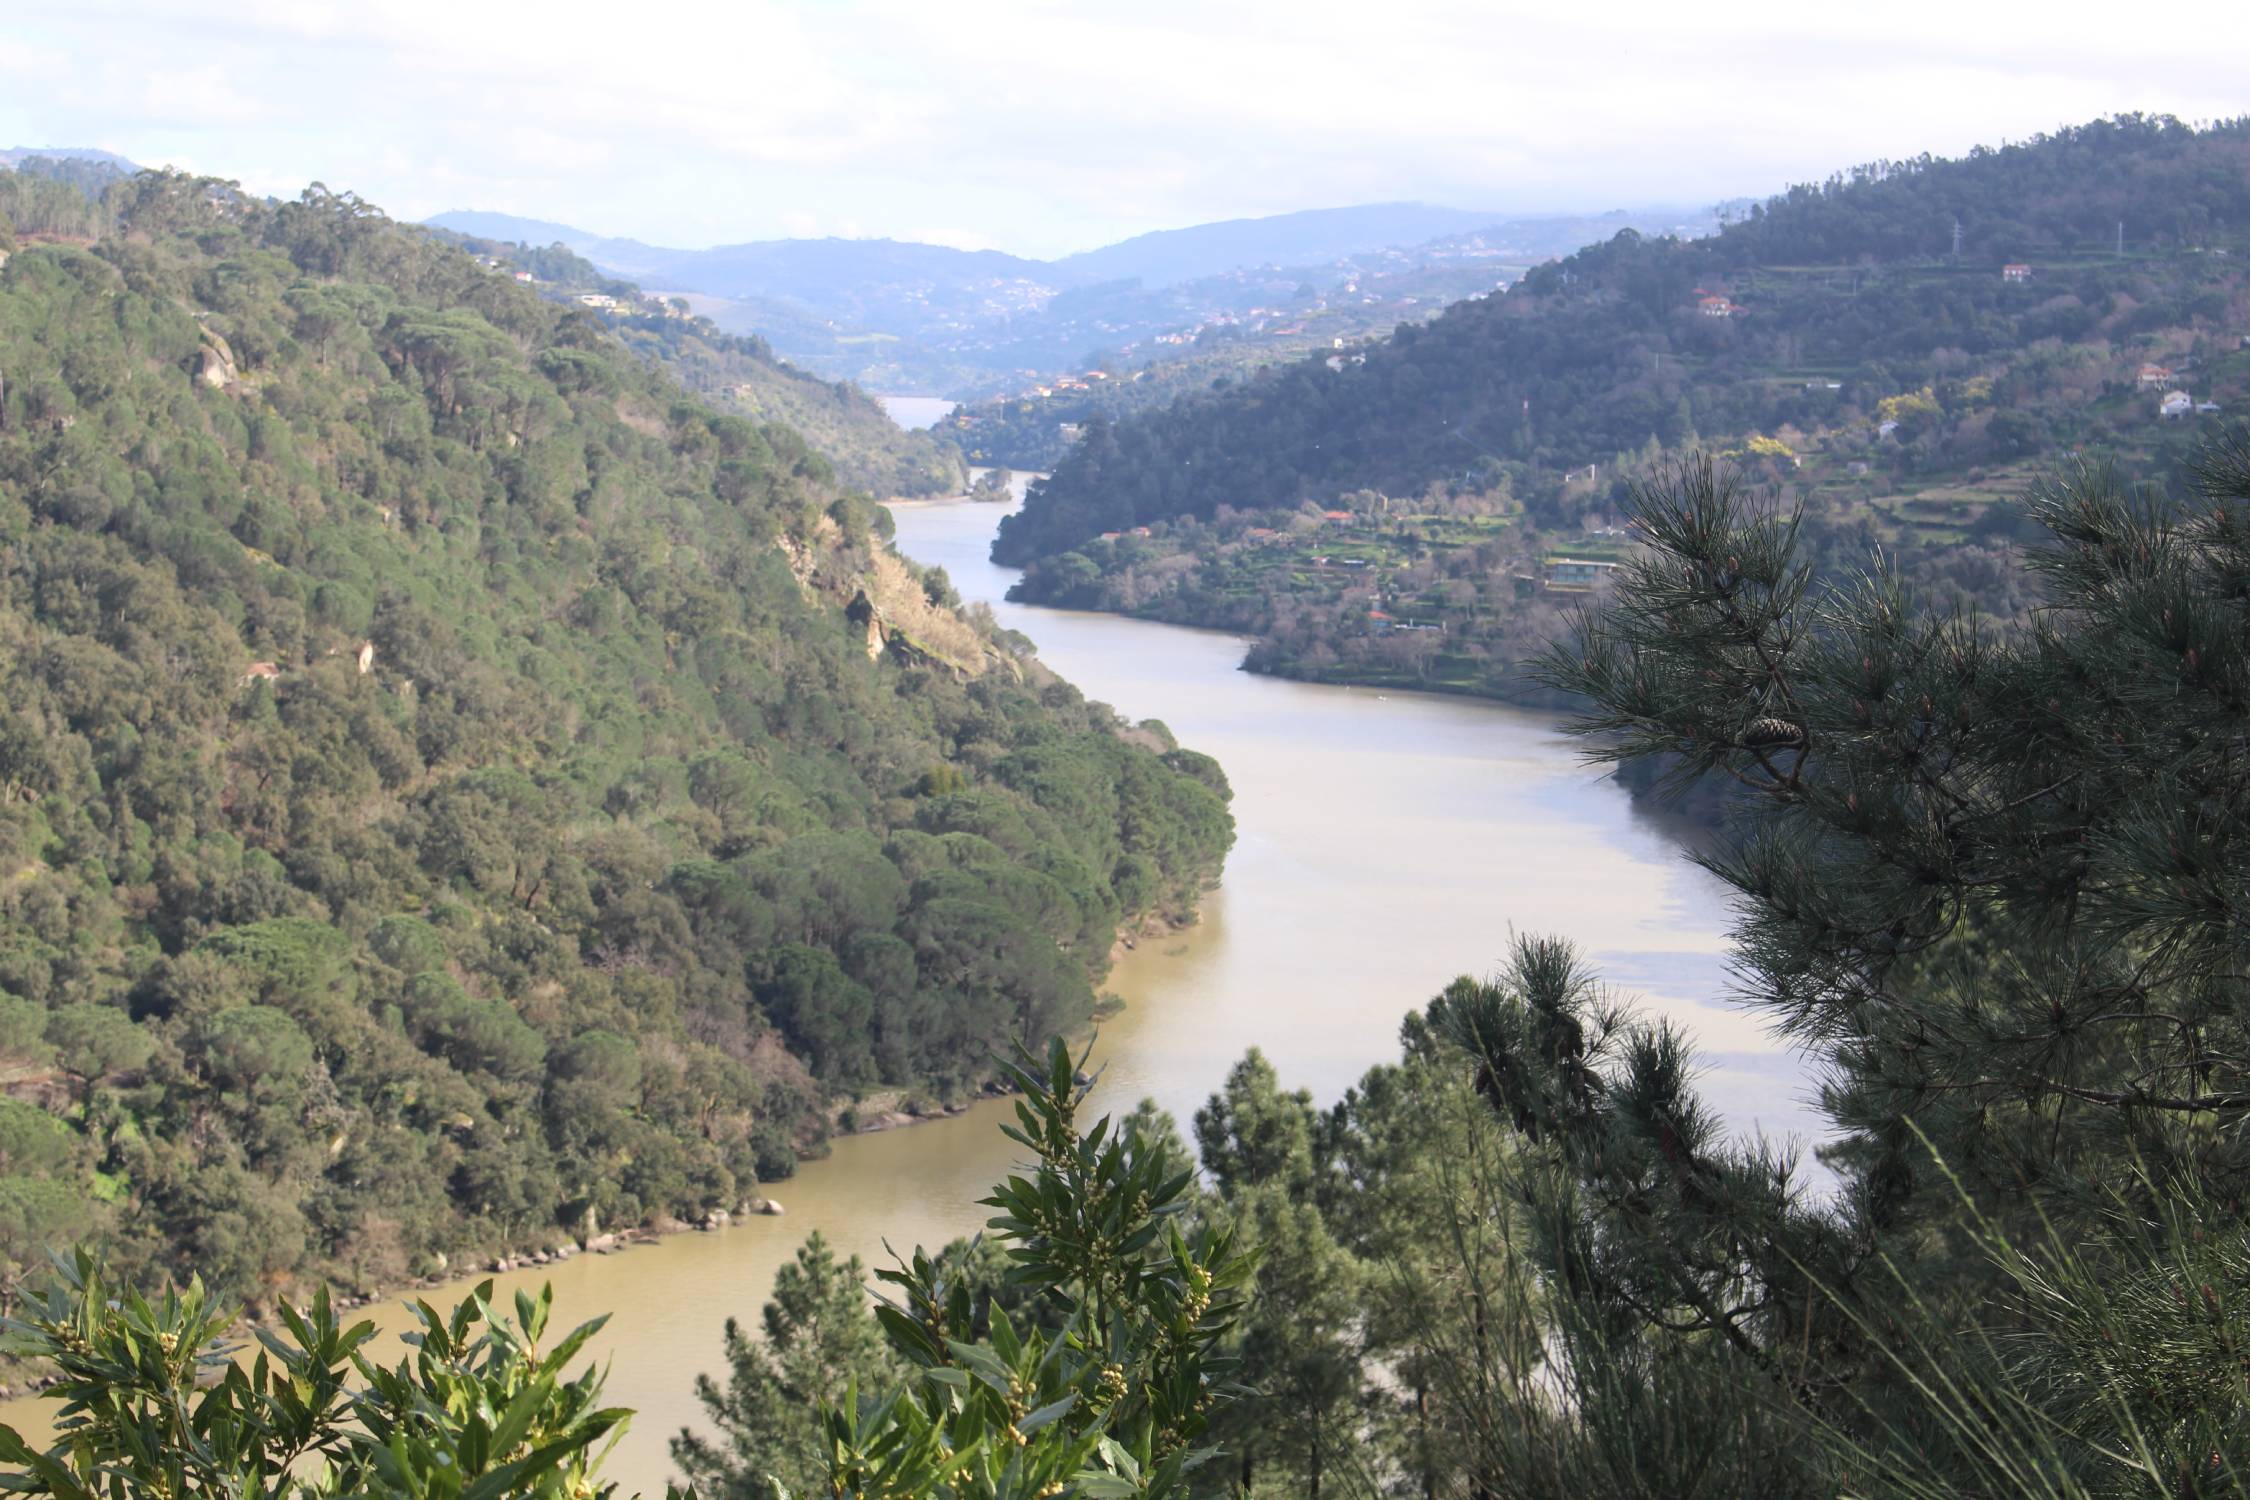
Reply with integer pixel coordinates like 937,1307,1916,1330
847,590,886,661
193,325,240,388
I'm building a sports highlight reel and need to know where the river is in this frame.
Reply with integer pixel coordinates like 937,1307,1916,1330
0,483,1813,1489
876,394,955,429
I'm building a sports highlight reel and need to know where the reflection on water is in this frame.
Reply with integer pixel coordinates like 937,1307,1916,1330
0,485,1813,1490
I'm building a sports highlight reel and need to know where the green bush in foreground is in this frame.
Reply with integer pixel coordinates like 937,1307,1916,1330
818,1042,1254,1498
0,1040,1250,1499
0,1253,648,1499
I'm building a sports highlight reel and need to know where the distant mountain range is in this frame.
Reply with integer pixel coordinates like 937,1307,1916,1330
1051,203,1534,288
428,201,1555,295
425,200,1719,394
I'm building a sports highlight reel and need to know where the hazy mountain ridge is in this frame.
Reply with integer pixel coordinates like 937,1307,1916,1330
1050,202,1518,286
426,200,1717,393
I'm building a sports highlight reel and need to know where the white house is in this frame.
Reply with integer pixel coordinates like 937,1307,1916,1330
2002,263,2033,283
2160,390,2194,419
1544,558,1620,592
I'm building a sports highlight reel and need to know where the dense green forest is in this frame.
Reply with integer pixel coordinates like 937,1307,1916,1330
996,116,2250,705
0,166,1231,1310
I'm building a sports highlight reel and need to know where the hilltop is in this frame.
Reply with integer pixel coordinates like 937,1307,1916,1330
1049,201,1515,287
995,115,2250,703
0,166,1232,1302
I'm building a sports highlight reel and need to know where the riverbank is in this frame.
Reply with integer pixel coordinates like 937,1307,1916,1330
1003,578,1563,704
981,567,1740,829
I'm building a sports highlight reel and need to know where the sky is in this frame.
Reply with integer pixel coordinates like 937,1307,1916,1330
4,0,2247,260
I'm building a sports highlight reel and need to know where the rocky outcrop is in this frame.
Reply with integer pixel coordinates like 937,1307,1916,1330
192,324,241,389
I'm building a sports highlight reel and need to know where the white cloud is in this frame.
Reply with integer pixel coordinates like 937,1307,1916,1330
7,0,2249,256
139,62,268,126
0,37,64,75
909,226,1002,253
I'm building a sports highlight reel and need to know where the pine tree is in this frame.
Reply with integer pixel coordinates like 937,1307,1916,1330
1540,439,2250,1225
1194,1050,1373,1497
1326,1016,1538,1500
1417,432,2250,1492
672,1232,898,1500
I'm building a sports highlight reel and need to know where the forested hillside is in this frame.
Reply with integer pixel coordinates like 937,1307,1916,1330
0,167,1231,1305
619,315,967,499
429,229,967,499
995,116,2250,700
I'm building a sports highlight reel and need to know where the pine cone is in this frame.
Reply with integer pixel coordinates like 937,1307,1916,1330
1740,716,1805,749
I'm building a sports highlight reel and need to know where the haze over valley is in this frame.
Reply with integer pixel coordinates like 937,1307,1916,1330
426,200,1728,395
